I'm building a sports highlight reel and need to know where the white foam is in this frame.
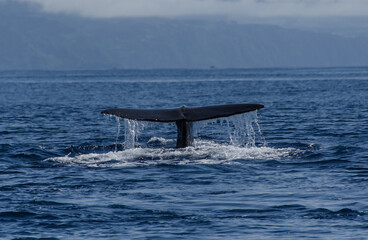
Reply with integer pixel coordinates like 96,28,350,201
147,136,175,145
47,140,303,168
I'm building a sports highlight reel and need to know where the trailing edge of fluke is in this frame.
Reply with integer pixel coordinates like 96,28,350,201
101,104,264,148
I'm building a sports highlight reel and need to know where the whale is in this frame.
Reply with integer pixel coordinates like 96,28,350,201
101,104,264,148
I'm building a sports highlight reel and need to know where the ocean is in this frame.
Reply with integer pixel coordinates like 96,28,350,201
1,67,368,239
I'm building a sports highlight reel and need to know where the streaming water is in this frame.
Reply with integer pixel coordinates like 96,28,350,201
123,119,146,149
120,110,266,150
114,117,121,151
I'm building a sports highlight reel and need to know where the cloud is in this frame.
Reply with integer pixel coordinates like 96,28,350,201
19,0,368,19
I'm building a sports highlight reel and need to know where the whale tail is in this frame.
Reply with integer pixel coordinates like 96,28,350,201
101,104,264,148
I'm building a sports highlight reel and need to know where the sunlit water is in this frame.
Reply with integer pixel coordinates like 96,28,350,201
1,68,368,239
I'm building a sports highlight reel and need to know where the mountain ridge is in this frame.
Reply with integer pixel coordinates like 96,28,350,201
1,1,368,70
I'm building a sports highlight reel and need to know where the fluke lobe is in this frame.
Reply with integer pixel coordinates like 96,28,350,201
101,104,264,148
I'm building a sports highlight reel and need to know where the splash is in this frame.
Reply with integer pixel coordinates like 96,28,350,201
114,117,121,151
228,111,266,147
48,112,303,168
123,119,147,149
47,140,302,168
194,111,266,147
46,111,288,167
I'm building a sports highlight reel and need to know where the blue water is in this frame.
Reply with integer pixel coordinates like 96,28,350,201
1,68,368,239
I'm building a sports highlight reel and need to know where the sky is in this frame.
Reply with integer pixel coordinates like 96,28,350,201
1,0,367,37
16,0,368,19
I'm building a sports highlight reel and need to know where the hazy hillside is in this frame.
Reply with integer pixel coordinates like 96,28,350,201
1,1,368,70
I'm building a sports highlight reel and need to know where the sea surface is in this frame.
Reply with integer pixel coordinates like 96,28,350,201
1,68,368,239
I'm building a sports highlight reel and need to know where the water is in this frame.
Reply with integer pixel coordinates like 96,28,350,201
1,68,368,239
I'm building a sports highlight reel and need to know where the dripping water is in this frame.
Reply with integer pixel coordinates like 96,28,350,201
194,111,266,147
114,117,121,151
117,111,265,149
124,119,147,149
228,111,266,147
253,111,267,146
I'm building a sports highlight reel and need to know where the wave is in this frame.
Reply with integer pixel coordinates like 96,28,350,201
304,208,365,220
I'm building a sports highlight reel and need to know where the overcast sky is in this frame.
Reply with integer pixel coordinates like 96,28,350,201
17,0,368,19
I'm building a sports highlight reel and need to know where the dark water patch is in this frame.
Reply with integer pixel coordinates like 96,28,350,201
0,143,17,153
8,147,57,163
27,200,66,207
125,209,211,226
204,164,243,173
218,204,309,220
34,221,78,231
208,190,238,195
108,204,133,210
219,208,281,216
271,204,308,211
288,159,350,168
64,143,123,156
34,214,61,221
262,160,283,167
304,208,365,220
0,170,24,175
13,238,60,240
299,151,325,160
0,186,15,191
11,153,43,161
347,167,368,175
7,182,49,189
0,211,36,219
128,209,186,221
330,145,362,157
123,178,157,184
10,236,59,240
130,192,167,201
253,154,351,170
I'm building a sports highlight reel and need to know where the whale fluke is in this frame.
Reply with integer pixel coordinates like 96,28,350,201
102,104,264,148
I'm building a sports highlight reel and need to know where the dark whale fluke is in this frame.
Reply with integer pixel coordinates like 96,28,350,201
102,104,264,148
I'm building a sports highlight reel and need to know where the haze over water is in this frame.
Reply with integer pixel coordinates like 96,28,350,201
1,68,368,239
